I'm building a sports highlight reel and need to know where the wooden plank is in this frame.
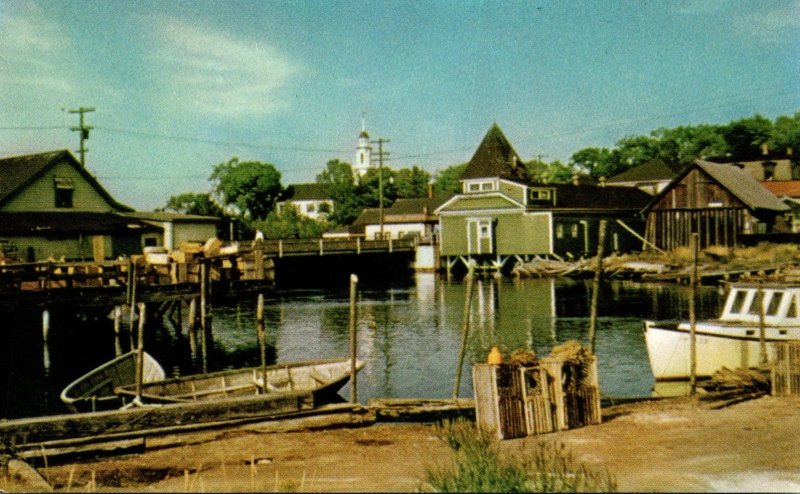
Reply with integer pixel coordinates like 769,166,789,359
0,391,314,450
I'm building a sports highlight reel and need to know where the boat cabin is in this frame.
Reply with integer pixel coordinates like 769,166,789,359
720,284,800,327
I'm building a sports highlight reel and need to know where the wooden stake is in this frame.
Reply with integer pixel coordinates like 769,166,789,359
588,220,607,353
188,298,197,355
256,293,267,394
200,262,208,373
689,232,698,394
349,274,359,404
135,302,146,401
758,284,767,364
453,260,475,401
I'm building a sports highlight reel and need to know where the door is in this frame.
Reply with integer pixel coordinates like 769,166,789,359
467,218,494,255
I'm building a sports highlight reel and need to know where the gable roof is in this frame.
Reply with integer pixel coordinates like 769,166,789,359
281,183,331,201
759,181,800,199
643,159,788,213
461,123,530,182
385,194,454,215
548,183,652,210
121,211,222,223
0,150,133,211
607,158,684,184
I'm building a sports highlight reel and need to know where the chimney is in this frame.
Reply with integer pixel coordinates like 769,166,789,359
762,142,769,156
572,174,580,186
598,176,606,187
427,182,433,199
788,147,793,157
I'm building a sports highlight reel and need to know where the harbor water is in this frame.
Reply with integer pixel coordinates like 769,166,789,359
0,275,724,419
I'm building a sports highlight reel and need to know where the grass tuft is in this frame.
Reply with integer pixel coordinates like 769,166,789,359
422,418,616,493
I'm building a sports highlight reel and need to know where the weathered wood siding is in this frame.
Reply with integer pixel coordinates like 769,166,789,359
2,161,119,212
649,168,747,211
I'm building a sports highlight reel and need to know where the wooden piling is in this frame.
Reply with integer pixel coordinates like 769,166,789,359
689,232,698,393
588,220,607,353
187,298,197,355
200,262,208,372
256,293,267,394
113,306,121,334
758,284,767,365
349,274,359,404
41,309,49,342
135,302,146,401
453,261,475,401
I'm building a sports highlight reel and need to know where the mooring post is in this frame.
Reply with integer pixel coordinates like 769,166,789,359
349,274,359,404
588,220,607,354
113,305,121,334
453,260,475,401
41,308,50,342
256,293,267,393
135,302,146,401
689,232,699,394
758,284,767,365
187,297,198,355
200,262,208,372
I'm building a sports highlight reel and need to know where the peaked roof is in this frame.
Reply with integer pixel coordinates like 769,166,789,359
759,181,800,199
547,183,652,210
0,150,133,211
281,183,331,201
385,194,454,215
460,124,530,182
607,158,684,184
644,159,788,213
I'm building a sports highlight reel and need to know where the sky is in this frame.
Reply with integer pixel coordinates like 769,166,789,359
1,0,798,210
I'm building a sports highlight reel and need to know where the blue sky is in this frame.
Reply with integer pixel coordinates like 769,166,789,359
1,0,798,210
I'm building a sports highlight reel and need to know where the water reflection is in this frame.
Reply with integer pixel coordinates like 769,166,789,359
0,275,723,418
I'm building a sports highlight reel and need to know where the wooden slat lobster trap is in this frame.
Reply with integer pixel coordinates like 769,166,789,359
473,346,601,440
772,342,800,396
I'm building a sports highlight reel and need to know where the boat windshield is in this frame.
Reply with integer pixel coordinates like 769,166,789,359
723,287,800,322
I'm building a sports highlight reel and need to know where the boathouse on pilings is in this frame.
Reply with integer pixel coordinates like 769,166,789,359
641,159,790,251
435,123,651,277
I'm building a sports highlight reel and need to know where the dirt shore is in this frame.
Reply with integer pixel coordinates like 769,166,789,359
3,395,800,492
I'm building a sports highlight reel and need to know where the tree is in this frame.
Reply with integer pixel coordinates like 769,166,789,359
393,166,431,198
569,147,617,179
252,208,329,240
432,163,467,195
209,157,283,220
724,115,773,159
772,112,800,155
525,159,579,183
160,192,224,217
316,159,363,226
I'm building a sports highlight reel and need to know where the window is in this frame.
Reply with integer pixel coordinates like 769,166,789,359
792,161,800,180
466,181,495,192
766,292,784,316
468,183,481,192
306,203,316,213
556,224,564,239
481,182,494,191
143,237,158,247
527,188,553,203
730,290,748,314
762,161,776,180
570,224,579,238
54,177,74,208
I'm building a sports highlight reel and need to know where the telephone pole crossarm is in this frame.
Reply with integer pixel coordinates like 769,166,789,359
68,106,95,167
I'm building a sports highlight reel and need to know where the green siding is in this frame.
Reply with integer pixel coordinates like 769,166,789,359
3,162,119,212
498,181,526,204
439,211,552,256
441,194,520,211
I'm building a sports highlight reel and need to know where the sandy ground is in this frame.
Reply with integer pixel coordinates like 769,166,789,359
4,395,800,492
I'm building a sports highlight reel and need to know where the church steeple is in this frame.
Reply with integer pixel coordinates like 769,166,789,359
354,115,372,180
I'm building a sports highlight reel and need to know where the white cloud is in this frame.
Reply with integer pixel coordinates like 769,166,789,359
146,15,302,119
0,1,77,104
734,0,800,43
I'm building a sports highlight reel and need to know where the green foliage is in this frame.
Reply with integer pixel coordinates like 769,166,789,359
210,157,283,220
525,159,580,183
160,192,224,217
433,163,468,194
316,159,364,226
422,419,616,493
394,165,432,198
723,114,773,158
251,207,330,240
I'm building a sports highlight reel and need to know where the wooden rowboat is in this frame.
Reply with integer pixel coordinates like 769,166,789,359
114,357,364,406
60,350,166,413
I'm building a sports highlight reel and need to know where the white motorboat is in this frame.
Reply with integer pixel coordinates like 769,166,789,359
644,282,800,381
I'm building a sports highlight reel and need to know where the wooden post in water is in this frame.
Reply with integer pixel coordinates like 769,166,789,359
135,302,146,401
256,293,268,394
758,284,767,364
113,305,122,356
349,274,359,404
453,260,476,401
588,220,607,354
200,261,208,372
128,262,137,349
187,297,198,355
689,232,699,394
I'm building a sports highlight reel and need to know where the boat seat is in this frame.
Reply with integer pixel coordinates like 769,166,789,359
78,377,113,400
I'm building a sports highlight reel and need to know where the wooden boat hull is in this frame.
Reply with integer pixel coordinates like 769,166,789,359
644,320,799,380
60,351,166,413
114,358,364,406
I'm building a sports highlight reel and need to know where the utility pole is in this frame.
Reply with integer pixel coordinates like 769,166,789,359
69,107,95,167
371,137,390,240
